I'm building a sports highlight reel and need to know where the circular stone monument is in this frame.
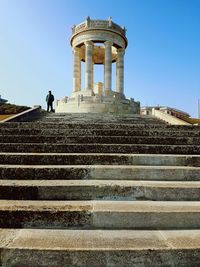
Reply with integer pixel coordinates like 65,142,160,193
56,17,140,114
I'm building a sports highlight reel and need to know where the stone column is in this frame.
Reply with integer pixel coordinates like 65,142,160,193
85,41,94,95
116,48,125,95
78,57,81,91
91,62,94,92
72,47,81,92
104,41,113,93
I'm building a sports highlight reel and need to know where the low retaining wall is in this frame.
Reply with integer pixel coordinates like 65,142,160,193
152,109,191,125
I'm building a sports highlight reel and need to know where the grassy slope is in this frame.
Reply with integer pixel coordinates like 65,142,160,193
0,103,30,115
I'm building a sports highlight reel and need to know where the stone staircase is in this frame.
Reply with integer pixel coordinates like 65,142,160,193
1,113,200,266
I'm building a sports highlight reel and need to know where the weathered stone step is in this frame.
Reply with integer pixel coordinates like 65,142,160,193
41,119,164,124
0,143,200,154
34,114,165,123
1,180,200,201
44,112,151,117
0,153,200,166
42,114,162,119
1,122,197,130
1,200,200,229
0,165,199,180
1,122,166,128
0,229,199,267
1,128,200,137
1,135,200,144
43,113,159,118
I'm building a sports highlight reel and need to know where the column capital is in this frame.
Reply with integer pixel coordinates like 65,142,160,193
117,48,125,55
104,41,113,47
73,46,80,53
84,40,93,46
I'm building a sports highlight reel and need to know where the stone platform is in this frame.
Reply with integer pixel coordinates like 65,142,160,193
1,113,200,266
55,94,140,114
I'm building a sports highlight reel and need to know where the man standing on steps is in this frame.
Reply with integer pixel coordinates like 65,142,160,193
46,90,55,112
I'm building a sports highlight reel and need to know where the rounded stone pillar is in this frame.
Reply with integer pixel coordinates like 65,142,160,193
91,62,94,92
104,41,113,93
72,47,81,92
116,48,125,95
85,41,94,94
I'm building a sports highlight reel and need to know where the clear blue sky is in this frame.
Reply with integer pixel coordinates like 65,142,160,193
0,0,199,116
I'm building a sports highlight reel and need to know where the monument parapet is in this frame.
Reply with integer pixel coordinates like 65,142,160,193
71,17,127,47
56,17,140,114
72,18,126,35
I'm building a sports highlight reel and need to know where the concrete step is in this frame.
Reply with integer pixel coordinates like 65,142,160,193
1,200,200,229
1,135,200,144
1,229,199,267
0,165,199,180
1,122,168,129
1,128,200,137
0,143,200,154
41,119,164,124
38,113,165,124
1,180,200,201
0,153,200,166
43,112,151,117
1,122,198,130
42,115,164,120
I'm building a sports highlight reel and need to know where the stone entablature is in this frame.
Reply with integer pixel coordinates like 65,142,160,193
72,31,126,51
71,17,127,44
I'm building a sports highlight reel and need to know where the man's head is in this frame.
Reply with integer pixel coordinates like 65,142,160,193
49,91,52,94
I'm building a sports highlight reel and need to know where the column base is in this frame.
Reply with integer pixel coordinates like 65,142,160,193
83,90,94,96
115,92,126,100
71,91,82,97
104,90,114,97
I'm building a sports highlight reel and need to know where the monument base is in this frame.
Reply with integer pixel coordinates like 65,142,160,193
55,94,140,114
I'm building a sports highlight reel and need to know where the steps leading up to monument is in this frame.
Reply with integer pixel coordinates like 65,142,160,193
1,113,200,266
